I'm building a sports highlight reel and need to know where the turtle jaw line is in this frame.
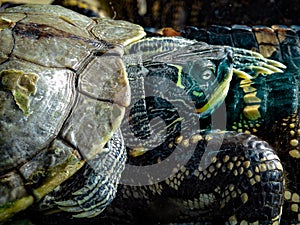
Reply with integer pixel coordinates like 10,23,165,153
196,68,233,117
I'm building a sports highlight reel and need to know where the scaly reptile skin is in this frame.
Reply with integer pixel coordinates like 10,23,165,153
163,25,299,224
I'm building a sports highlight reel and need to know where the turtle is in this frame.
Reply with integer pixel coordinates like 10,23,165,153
15,37,286,225
0,2,290,225
0,3,145,222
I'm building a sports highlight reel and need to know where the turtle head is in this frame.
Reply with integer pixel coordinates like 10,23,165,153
178,44,234,118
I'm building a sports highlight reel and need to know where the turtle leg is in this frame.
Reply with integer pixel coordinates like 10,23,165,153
38,129,126,218
103,131,284,225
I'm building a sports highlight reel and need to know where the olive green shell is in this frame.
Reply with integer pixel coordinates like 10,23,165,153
0,4,145,221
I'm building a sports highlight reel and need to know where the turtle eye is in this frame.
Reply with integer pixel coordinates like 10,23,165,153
202,69,213,80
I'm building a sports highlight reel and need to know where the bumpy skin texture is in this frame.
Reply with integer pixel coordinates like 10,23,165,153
30,133,284,225
107,132,284,225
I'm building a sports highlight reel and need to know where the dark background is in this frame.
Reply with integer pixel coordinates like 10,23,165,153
111,0,300,29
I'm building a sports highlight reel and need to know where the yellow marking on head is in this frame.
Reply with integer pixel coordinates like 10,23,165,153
170,64,185,89
192,91,203,97
196,69,233,114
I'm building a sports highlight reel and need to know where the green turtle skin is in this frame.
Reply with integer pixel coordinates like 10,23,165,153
0,4,145,222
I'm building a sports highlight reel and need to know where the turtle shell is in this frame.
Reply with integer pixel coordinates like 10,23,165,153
0,4,145,220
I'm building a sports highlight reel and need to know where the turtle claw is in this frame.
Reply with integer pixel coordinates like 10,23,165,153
72,187,89,196
57,205,83,213
72,208,104,218
55,199,78,207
